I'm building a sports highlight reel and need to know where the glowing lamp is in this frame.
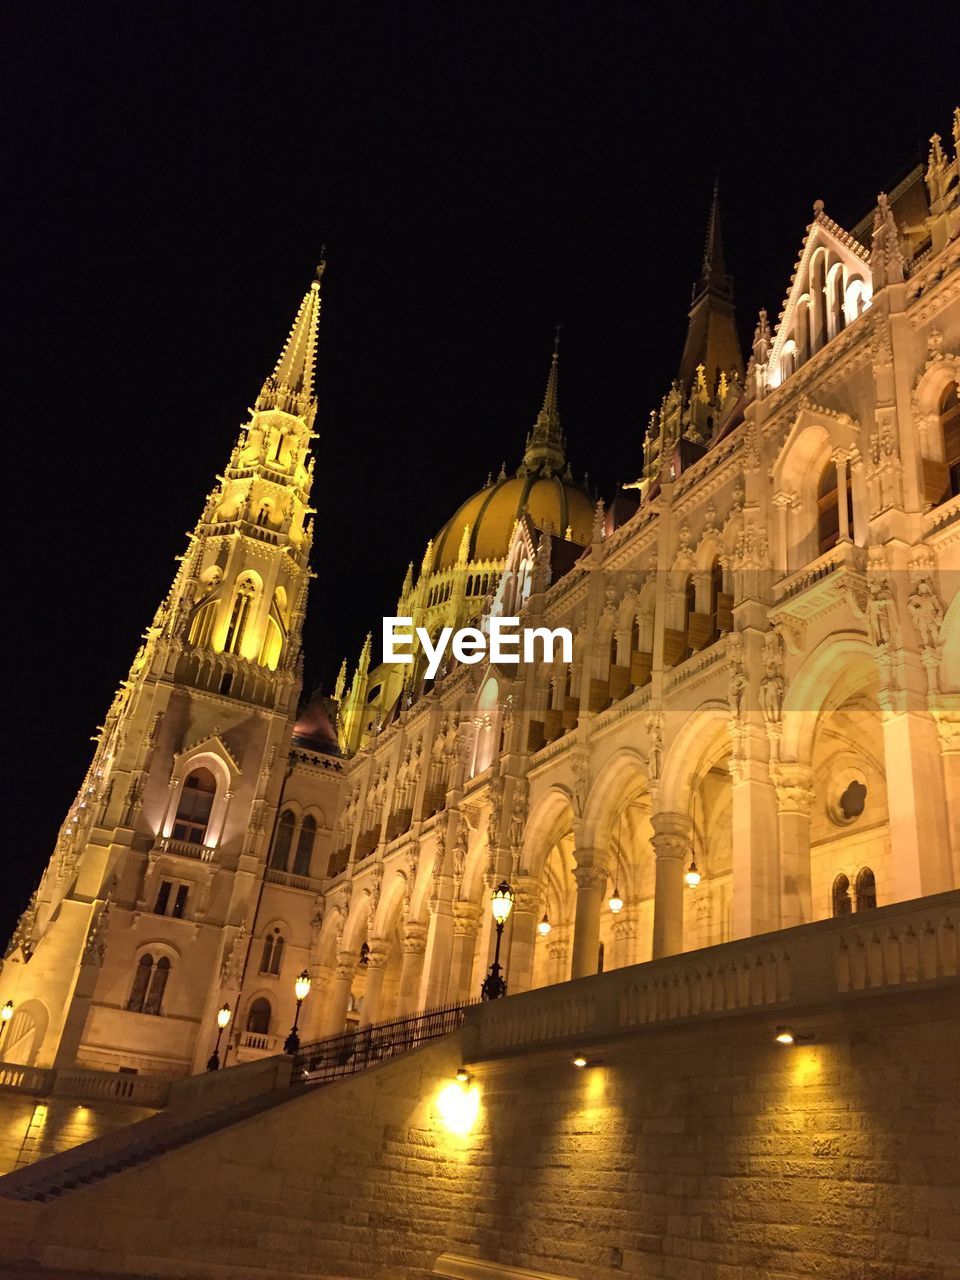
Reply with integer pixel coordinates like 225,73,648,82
455,1066,470,1084
684,860,701,889
490,881,515,924
572,1055,588,1069
0,1000,13,1024
294,969,312,1002
216,1002,232,1030
775,1027,795,1045
537,913,552,937
608,887,624,914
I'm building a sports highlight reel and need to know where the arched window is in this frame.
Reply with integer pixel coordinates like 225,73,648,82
189,599,218,649
710,559,726,638
833,270,846,333
832,873,852,918
270,810,295,871
259,927,284,975
223,577,257,655
940,382,960,502
127,954,153,1012
816,462,851,555
246,997,271,1035
127,955,171,1015
143,957,170,1015
172,767,216,845
292,815,316,877
855,867,877,911
359,941,370,967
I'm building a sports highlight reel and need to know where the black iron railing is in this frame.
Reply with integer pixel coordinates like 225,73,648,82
293,999,475,1085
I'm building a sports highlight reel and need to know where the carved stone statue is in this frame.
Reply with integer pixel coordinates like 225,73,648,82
907,576,944,650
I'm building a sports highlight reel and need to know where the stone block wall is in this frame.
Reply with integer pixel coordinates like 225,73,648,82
1,983,957,1280
0,1093,155,1175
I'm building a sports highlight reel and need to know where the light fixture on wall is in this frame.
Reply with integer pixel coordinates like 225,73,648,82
537,913,552,937
455,1066,471,1084
284,969,312,1055
608,813,625,913
481,880,515,1000
775,1025,814,1045
572,1055,588,1068
206,1002,232,1071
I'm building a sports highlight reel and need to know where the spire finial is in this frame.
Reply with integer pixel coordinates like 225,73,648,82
255,267,324,422
521,328,566,477
702,175,725,278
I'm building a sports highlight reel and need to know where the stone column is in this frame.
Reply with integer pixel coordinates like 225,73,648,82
932,712,960,885
570,855,607,979
730,724,781,939
300,962,334,1042
358,940,390,1028
771,763,815,928
449,901,481,1003
395,921,428,1016
882,702,954,898
651,812,690,958
835,451,851,541
417,897,455,1010
321,950,355,1038
504,875,540,994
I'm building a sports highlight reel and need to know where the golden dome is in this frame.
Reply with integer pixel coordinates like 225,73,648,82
432,471,594,570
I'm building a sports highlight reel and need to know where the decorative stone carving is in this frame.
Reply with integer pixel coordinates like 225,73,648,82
907,575,944,651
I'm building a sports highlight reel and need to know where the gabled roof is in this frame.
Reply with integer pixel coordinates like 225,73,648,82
768,202,871,370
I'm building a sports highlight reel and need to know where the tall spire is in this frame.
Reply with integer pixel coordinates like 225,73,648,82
678,184,742,393
520,326,567,478
255,255,325,424
701,177,727,283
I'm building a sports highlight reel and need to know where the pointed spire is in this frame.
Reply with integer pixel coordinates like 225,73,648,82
255,255,325,424
333,658,347,703
678,183,742,393
701,176,726,280
520,326,567,478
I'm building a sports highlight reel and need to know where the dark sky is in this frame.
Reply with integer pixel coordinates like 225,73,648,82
2,2,955,940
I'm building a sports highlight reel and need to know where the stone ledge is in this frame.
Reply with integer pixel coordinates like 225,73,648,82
433,1254,573,1280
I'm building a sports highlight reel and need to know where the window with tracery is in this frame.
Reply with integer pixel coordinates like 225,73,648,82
172,768,216,845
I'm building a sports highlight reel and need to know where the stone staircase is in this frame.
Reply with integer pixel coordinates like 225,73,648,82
0,1078,306,1203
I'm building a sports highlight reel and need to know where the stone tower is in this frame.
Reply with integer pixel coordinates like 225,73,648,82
1,269,325,1076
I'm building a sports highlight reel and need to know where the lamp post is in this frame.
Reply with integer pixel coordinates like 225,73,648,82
480,880,514,1000
0,1000,13,1053
206,1002,232,1070
284,969,312,1055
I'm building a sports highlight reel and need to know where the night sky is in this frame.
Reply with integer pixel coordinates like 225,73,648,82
2,3,955,940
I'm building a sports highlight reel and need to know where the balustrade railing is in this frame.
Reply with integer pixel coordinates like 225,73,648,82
294,1000,476,1085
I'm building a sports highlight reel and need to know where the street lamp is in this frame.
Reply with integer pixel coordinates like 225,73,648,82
480,880,514,1001
206,1002,232,1071
0,1001,13,1048
284,969,312,1055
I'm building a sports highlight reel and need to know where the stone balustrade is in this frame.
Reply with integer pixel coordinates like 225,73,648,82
469,889,959,1056
0,1062,171,1107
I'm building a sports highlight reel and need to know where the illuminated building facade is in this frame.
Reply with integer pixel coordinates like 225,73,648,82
2,112,960,1079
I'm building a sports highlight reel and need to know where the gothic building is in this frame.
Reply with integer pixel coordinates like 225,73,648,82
3,112,960,1080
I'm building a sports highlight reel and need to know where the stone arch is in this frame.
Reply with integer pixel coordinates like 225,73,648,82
580,747,649,851
780,631,876,763
371,870,409,938
5,997,50,1067
340,891,372,956
940,588,960,691
312,902,345,969
658,701,731,817
520,785,577,883
912,350,960,462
